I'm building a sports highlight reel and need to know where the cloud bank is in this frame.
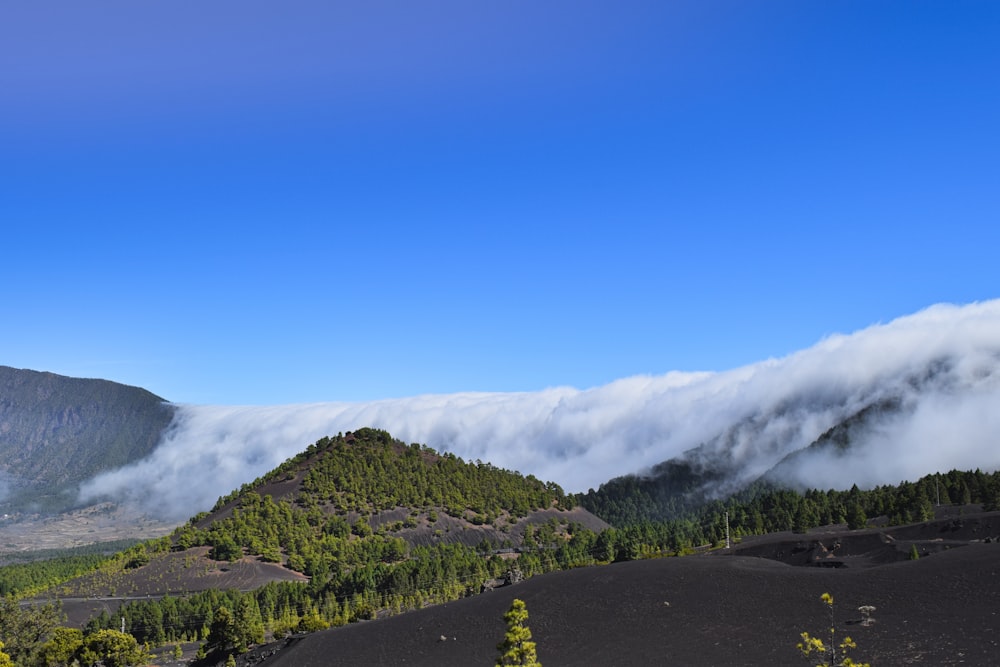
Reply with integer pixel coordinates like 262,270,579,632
80,300,1000,521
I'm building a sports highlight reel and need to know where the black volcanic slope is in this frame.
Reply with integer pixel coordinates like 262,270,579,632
0,365,175,512
251,517,1000,667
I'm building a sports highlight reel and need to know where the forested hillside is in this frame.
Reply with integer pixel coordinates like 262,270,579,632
72,429,609,651
0,366,175,514
582,465,1000,540
4,426,1000,665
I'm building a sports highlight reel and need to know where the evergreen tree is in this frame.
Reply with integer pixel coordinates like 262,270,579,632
77,629,149,667
0,596,63,666
206,606,236,655
793,500,819,534
496,598,541,667
846,502,867,530
232,594,265,652
38,627,84,666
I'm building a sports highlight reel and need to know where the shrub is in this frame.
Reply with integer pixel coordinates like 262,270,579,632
796,593,870,667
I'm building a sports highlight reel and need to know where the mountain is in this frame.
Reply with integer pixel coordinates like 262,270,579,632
578,394,918,525
74,301,1000,527
4,300,1000,546
0,366,176,515
51,428,610,643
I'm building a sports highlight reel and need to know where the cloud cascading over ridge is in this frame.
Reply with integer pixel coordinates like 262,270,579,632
79,300,1000,521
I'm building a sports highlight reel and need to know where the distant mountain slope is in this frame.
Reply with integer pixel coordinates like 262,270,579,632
0,366,176,514
580,346,1000,525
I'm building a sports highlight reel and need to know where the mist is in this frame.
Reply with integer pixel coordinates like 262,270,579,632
78,300,1000,521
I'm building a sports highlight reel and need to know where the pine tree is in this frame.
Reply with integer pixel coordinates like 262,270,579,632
233,594,265,652
846,502,867,530
496,598,541,666
206,606,236,654
0,641,13,667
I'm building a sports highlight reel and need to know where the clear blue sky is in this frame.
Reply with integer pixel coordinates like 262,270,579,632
2,1,998,405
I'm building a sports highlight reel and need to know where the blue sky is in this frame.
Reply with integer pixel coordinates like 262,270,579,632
3,1,998,405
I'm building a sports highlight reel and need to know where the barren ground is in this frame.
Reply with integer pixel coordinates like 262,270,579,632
234,511,1000,667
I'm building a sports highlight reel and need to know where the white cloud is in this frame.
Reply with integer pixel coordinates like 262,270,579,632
79,300,1000,521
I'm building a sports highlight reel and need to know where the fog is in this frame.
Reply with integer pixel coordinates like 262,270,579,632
79,300,1000,521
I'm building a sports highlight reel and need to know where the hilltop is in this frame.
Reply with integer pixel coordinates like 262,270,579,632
47,429,608,637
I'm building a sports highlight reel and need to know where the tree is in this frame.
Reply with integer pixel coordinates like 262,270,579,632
232,595,265,652
794,500,819,534
0,596,63,666
206,606,236,655
846,502,867,530
77,629,149,667
496,598,541,667
0,641,12,667
38,627,83,666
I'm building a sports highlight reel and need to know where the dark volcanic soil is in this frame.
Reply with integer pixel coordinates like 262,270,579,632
242,515,1000,667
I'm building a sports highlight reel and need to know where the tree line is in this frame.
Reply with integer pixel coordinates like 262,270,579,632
581,466,1000,542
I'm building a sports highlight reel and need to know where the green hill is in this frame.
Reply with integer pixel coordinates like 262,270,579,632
50,429,608,648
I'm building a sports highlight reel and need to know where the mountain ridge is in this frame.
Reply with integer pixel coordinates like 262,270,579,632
0,366,176,516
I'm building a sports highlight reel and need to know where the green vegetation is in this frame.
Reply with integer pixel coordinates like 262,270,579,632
214,427,575,518
582,468,1000,543
180,428,575,578
81,429,602,647
797,593,870,667
205,597,265,658
497,598,540,666
0,596,148,667
0,596,63,666
0,540,139,597
76,629,150,667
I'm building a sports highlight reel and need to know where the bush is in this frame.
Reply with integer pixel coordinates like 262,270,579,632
796,593,870,667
